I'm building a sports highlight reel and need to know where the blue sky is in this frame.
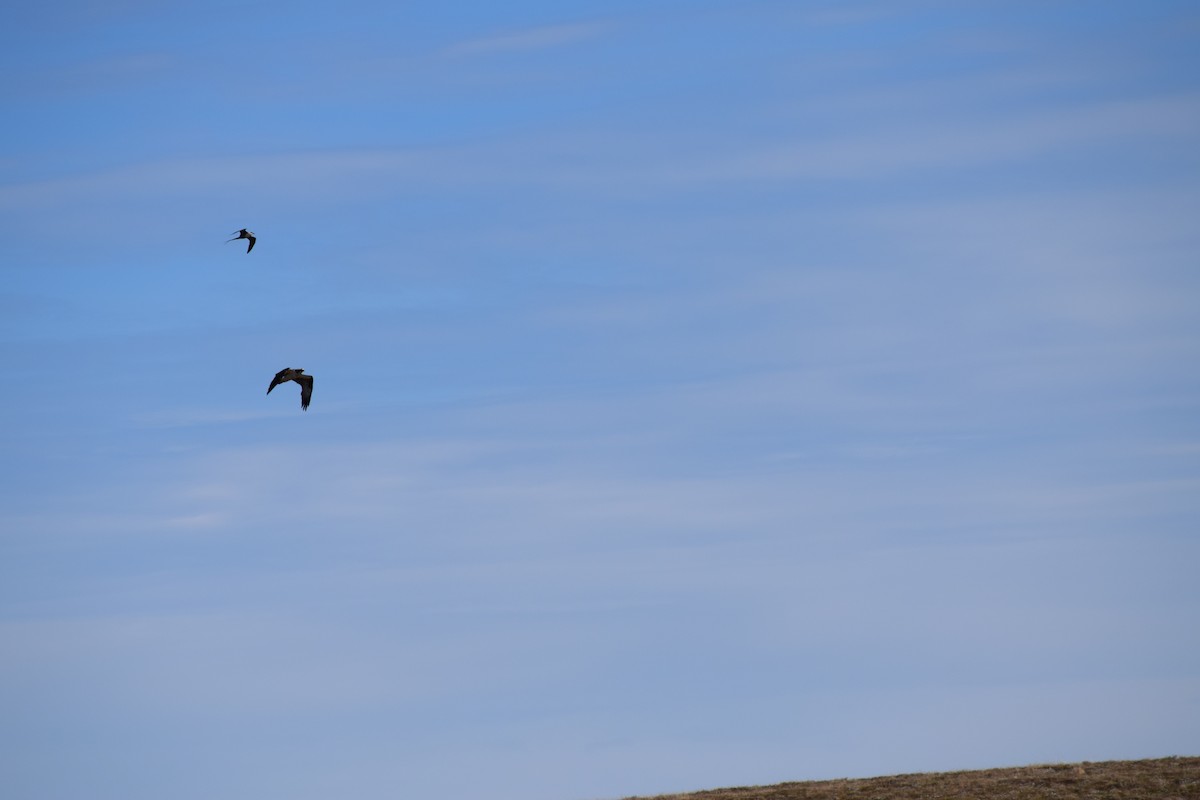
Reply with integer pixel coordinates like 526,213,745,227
2,1,1199,798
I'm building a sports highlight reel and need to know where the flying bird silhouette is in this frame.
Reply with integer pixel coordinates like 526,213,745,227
267,368,313,411
227,228,256,253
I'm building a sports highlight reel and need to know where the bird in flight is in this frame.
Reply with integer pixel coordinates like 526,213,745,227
267,368,313,411
227,228,256,253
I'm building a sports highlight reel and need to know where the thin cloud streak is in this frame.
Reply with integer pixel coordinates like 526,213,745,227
662,93,1200,184
443,20,613,57
4,91,1196,221
4,51,173,97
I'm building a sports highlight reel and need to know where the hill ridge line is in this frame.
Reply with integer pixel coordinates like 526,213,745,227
620,755,1200,800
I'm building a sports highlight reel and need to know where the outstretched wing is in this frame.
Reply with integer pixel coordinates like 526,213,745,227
267,370,288,395
246,235,256,253
297,374,314,410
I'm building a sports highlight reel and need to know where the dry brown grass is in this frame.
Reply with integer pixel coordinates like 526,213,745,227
623,757,1200,800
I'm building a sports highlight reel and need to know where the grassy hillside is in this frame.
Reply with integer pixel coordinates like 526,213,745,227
623,757,1200,800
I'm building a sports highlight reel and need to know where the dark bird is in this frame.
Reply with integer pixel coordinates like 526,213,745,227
267,368,313,411
227,228,256,253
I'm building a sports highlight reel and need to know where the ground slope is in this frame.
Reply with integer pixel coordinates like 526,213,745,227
623,756,1200,800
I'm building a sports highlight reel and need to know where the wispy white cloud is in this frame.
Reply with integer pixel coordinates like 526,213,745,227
3,51,173,98
0,148,431,211
4,88,1195,225
792,0,918,28
443,20,612,57
660,93,1200,184
131,408,287,428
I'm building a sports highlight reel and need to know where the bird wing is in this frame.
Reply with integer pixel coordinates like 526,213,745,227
297,374,313,410
267,370,288,394
246,235,256,253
